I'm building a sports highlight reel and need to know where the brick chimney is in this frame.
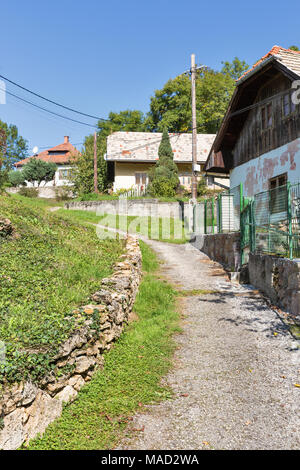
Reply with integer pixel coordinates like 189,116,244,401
64,136,69,144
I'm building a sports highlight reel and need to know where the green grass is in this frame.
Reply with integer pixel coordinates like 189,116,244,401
58,208,189,244
0,194,123,384
25,241,180,450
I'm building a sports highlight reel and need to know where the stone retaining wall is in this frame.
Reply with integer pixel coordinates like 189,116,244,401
0,236,142,450
248,253,300,323
191,232,241,271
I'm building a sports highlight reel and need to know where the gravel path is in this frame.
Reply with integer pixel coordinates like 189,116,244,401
119,241,300,450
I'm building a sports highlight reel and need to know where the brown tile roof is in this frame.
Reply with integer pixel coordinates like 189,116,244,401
237,45,300,82
106,131,216,163
15,136,79,167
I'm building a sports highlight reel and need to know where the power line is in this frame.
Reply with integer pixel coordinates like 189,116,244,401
0,86,98,129
0,74,108,121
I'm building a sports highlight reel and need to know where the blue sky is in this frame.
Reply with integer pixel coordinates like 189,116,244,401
0,0,299,154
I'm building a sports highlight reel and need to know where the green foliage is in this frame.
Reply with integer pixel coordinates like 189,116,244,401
26,241,180,450
0,195,123,384
8,170,26,187
289,45,299,51
221,56,249,80
0,120,28,189
197,175,208,196
22,158,57,187
143,58,248,134
148,129,179,197
18,187,38,198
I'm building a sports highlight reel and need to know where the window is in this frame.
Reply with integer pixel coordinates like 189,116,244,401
269,173,287,214
179,173,192,186
58,168,74,180
282,92,296,117
135,172,147,186
261,103,273,130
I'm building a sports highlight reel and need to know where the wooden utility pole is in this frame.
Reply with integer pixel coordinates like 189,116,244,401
191,53,198,200
94,131,98,193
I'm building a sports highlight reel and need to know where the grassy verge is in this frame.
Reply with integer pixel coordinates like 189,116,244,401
0,194,123,384
25,241,180,450
58,208,189,244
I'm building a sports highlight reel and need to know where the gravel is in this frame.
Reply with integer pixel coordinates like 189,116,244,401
119,241,300,450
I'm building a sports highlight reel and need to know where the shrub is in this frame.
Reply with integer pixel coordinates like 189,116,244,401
148,176,177,198
54,186,73,201
18,187,38,198
8,170,26,187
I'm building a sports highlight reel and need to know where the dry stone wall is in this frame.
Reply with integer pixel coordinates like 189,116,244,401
0,235,142,450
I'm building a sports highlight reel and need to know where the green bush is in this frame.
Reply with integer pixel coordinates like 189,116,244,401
148,176,177,198
18,187,38,198
54,186,73,201
8,170,26,187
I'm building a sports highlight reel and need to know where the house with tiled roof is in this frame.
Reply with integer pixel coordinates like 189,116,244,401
204,45,300,196
106,131,227,192
15,136,79,187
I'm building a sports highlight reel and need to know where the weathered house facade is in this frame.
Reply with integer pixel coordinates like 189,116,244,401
106,131,226,192
205,46,300,196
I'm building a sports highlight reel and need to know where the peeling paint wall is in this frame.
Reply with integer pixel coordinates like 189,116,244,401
230,138,300,196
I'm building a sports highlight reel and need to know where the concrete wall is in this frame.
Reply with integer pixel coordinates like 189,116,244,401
191,232,241,270
230,137,300,196
65,199,193,220
7,186,74,199
248,253,300,322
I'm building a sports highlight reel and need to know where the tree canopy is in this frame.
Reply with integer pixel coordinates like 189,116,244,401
22,158,57,187
0,120,28,189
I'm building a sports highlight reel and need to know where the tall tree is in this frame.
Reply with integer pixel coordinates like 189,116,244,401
221,57,249,80
72,110,146,194
144,59,248,134
0,120,28,189
148,129,179,197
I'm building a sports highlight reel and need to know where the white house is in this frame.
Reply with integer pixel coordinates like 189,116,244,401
106,131,228,192
15,136,79,187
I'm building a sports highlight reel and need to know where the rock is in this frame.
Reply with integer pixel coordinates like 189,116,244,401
58,330,89,358
21,382,38,406
24,391,62,443
68,375,85,391
75,356,94,374
0,408,26,450
55,385,78,403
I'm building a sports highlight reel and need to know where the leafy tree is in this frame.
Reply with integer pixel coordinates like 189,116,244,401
148,129,179,197
71,137,107,194
289,45,299,51
22,158,57,187
8,170,26,187
73,110,146,194
144,64,244,134
0,120,28,189
221,57,249,80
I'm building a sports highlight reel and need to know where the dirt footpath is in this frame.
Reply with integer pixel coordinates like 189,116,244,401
120,241,300,450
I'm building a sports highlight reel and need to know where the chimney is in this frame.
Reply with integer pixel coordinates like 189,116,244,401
64,136,69,144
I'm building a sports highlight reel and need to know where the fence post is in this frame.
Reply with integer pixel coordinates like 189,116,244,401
218,194,222,233
239,183,243,213
204,200,207,234
211,197,215,234
287,182,293,259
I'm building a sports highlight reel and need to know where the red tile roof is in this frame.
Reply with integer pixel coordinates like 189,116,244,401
237,45,300,82
15,136,79,167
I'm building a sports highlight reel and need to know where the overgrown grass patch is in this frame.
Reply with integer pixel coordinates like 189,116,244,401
25,241,180,450
0,194,123,384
